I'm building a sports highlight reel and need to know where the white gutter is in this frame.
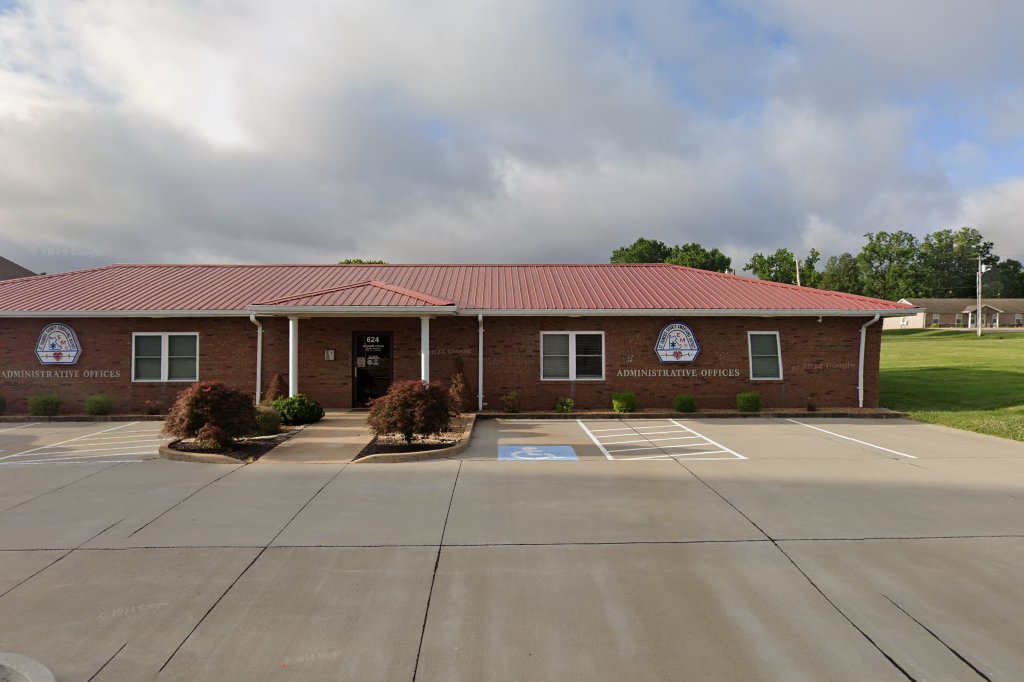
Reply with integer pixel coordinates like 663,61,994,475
858,314,881,408
454,308,922,318
477,314,484,411
0,306,920,319
0,309,251,318
249,312,263,404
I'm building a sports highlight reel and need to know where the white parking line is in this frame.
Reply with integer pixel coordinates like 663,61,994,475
0,423,39,434
0,422,139,462
784,419,917,459
579,419,745,461
0,459,142,466
669,420,746,460
576,420,614,460
28,444,164,456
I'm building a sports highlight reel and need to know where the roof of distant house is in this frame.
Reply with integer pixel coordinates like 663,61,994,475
900,298,1024,315
0,263,917,316
0,257,35,281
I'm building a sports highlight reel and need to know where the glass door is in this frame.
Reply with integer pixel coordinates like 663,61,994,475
353,333,393,406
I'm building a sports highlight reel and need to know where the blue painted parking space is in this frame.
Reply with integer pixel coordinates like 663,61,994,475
498,445,579,461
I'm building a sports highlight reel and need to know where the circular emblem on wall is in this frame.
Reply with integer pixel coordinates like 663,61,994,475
655,322,700,364
35,323,82,365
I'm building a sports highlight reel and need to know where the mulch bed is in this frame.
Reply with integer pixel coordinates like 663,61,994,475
356,415,470,460
171,429,296,463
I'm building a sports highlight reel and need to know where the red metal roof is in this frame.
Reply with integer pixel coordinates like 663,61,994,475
253,280,454,307
0,264,916,315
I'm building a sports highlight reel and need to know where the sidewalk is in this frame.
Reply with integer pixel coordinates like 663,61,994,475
259,411,373,464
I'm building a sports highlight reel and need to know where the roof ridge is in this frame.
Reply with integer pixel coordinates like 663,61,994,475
252,279,453,306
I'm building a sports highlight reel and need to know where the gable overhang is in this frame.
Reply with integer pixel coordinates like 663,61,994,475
246,304,458,316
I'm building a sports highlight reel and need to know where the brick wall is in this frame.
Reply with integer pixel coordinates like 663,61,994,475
0,314,881,414
479,316,880,411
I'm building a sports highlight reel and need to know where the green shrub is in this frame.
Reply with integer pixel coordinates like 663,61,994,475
367,380,452,443
501,390,519,413
555,397,574,413
256,403,282,435
0,395,6,415
612,391,637,413
29,394,61,416
736,391,763,412
674,394,697,413
272,394,325,425
163,381,258,449
86,394,114,416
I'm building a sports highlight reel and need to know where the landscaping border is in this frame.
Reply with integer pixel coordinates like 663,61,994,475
158,441,242,464
355,414,477,463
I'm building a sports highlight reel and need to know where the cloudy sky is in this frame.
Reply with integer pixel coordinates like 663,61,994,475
2,0,1023,274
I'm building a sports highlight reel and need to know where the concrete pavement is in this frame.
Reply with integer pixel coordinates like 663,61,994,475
0,416,1023,679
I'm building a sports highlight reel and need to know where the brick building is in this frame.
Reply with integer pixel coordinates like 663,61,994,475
0,264,916,414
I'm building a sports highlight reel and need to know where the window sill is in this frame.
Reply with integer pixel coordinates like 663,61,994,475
541,378,606,382
132,379,199,384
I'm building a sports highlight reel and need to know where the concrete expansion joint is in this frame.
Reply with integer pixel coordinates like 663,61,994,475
412,460,462,682
675,456,917,679
159,464,348,674
883,595,992,681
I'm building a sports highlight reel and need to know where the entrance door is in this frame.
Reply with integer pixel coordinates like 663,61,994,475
353,333,393,406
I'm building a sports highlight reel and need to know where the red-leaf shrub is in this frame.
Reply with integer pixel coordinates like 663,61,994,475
163,381,258,449
367,380,452,444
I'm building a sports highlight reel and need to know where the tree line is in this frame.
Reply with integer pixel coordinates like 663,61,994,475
610,228,1024,300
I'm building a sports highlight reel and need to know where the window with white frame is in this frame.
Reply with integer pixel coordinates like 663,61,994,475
1016,313,1023,325
955,313,963,326
748,331,783,381
541,332,604,380
932,313,941,325
132,333,199,382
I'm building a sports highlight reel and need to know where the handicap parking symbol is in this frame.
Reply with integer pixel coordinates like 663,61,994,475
498,445,579,461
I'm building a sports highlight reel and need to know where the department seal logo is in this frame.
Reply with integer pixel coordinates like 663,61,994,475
655,323,699,364
35,323,82,365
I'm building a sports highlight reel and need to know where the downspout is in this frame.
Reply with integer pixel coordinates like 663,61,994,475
249,312,263,404
858,314,880,408
477,314,484,411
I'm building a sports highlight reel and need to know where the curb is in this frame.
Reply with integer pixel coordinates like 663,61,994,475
475,410,907,420
158,441,243,465
0,414,164,423
355,415,477,463
0,652,56,682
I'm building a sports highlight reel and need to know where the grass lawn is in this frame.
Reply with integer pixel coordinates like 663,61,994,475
881,329,1024,441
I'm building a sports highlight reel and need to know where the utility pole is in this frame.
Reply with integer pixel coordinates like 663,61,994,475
976,254,992,337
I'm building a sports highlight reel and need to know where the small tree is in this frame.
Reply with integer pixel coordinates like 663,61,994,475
264,373,288,403
163,381,258,449
448,356,472,414
367,380,452,444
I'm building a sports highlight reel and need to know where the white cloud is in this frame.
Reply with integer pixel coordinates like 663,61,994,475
0,0,1021,274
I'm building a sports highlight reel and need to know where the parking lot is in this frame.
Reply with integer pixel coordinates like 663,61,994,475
1,417,1024,680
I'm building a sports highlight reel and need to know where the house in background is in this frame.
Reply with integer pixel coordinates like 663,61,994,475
0,257,35,281
883,298,1024,330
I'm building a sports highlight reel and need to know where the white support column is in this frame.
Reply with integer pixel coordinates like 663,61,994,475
420,316,430,383
288,316,299,397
